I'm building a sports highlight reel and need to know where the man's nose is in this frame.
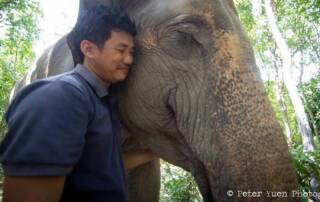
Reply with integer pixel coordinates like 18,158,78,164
124,52,133,65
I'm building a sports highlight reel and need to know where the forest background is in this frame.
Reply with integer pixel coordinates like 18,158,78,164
0,0,319,201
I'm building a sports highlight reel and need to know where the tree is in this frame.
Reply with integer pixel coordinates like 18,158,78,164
264,0,319,194
0,0,41,137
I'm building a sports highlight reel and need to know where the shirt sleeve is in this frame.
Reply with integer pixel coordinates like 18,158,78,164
0,80,90,176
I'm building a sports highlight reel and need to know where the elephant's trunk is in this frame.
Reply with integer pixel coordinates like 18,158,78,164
173,31,299,201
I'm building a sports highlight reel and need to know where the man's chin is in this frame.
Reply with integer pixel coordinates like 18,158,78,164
112,75,128,83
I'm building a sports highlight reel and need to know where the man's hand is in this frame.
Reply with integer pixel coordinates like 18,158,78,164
2,176,66,202
123,149,158,171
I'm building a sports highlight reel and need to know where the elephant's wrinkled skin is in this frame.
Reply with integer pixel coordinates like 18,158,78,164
12,0,299,201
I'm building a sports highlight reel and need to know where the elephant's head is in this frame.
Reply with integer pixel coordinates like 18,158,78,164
75,0,299,201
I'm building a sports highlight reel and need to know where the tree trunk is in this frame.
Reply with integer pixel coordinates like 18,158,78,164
274,79,293,147
264,0,315,152
264,0,319,195
270,49,293,146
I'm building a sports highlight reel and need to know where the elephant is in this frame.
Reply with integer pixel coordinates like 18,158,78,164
11,0,300,201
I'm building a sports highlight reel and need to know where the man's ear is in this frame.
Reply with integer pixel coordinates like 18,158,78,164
80,40,97,59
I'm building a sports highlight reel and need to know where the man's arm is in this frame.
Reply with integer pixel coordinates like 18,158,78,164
123,149,158,171
0,82,89,202
2,176,66,202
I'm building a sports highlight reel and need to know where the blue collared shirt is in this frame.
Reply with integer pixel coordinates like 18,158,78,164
0,64,127,202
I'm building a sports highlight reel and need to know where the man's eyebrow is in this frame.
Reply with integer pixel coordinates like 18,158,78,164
117,43,135,49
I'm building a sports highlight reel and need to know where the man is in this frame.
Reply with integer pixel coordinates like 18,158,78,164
0,5,157,202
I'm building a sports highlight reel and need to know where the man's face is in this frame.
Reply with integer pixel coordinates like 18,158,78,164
90,30,135,84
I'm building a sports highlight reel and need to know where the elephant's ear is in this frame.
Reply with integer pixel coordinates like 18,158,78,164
66,33,80,65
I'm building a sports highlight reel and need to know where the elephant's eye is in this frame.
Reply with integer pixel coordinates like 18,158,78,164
159,30,202,60
176,31,194,45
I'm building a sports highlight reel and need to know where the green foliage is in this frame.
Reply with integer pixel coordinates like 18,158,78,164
280,83,305,144
291,145,320,192
235,0,256,33
264,81,301,144
160,161,202,202
299,75,320,139
275,0,320,66
236,0,320,75
235,0,281,73
0,0,41,137
265,81,286,129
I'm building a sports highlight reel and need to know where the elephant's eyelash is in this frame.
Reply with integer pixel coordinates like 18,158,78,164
177,23,199,34
166,22,199,35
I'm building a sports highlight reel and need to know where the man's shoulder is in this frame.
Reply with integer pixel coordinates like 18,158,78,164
43,70,88,95
7,71,93,121
17,70,89,99
10,71,90,110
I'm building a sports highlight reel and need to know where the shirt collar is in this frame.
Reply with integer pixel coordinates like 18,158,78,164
74,64,109,98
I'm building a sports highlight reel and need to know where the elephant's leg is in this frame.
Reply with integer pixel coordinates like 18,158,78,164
121,127,161,202
127,158,160,202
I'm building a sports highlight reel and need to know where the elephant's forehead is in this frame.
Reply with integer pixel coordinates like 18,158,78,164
150,0,195,11
133,0,215,26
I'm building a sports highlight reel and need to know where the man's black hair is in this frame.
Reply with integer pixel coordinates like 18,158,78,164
67,5,137,64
